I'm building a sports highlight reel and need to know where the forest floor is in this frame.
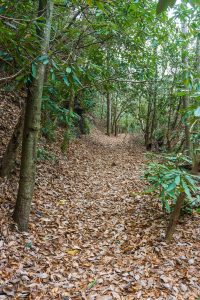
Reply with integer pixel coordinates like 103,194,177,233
0,123,200,300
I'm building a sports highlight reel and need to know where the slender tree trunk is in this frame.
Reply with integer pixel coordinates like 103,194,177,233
181,23,191,156
0,112,24,177
111,109,114,135
138,97,145,133
149,97,156,147
62,90,74,153
145,94,152,150
114,121,117,137
106,49,111,136
149,47,158,148
145,78,157,151
166,192,185,243
166,72,177,151
166,97,173,152
61,127,70,154
192,36,200,174
166,98,182,151
69,89,75,112
113,98,118,136
106,91,111,136
171,98,182,130
100,96,104,120
13,0,54,231
182,98,190,154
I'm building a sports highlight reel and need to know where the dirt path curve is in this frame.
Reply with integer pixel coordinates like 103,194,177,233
0,129,199,300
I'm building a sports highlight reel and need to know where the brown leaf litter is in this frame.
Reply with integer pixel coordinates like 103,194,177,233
0,121,199,299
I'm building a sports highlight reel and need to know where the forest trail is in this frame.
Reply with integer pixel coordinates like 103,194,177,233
0,129,199,300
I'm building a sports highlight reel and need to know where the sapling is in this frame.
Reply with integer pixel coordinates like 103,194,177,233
144,154,200,242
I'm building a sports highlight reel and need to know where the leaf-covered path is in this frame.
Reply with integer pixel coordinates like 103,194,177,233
0,129,200,300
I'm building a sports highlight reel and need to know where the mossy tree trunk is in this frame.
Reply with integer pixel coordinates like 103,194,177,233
13,0,54,231
0,112,24,177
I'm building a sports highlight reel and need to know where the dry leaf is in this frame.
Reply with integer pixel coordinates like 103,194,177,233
66,249,79,255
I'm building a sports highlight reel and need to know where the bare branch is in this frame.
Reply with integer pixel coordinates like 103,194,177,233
0,69,23,83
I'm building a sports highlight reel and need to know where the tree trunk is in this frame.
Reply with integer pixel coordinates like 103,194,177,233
69,89,75,112
114,121,117,137
0,112,24,177
192,35,200,174
166,86,175,151
182,97,190,154
145,94,152,150
149,47,158,149
165,192,185,243
181,23,191,156
106,91,111,136
61,127,70,154
13,0,54,231
100,96,104,120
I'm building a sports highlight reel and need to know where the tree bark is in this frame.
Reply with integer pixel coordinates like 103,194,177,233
192,35,200,174
181,23,191,156
106,91,111,136
145,77,157,151
145,84,152,149
114,121,118,137
100,96,104,120
0,112,24,177
166,71,177,151
13,0,54,231
145,95,152,150
165,192,185,243
69,89,75,112
149,46,158,149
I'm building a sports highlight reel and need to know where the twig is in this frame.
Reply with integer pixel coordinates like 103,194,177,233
0,14,45,23
78,78,162,91
0,69,23,83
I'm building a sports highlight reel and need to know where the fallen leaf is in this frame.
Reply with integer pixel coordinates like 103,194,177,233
66,249,79,255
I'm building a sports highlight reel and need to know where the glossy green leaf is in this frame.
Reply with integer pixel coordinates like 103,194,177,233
31,63,37,78
166,181,176,192
175,175,181,185
194,107,200,117
182,180,191,198
38,55,49,65
72,72,81,85
66,67,72,74
63,75,70,86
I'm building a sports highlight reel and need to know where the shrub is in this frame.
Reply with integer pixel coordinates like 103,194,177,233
37,148,56,162
144,154,200,213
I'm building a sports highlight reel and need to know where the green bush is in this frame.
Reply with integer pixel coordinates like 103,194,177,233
42,119,57,141
37,148,57,162
61,128,75,153
82,116,92,135
144,154,200,213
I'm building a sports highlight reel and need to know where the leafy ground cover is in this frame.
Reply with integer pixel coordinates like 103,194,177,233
0,126,199,300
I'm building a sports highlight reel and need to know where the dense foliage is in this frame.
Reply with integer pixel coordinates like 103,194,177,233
144,154,200,213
